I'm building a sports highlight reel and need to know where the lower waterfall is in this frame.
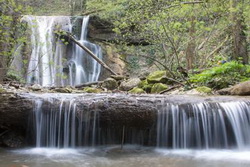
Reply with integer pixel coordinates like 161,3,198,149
29,94,250,150
157,101,250,149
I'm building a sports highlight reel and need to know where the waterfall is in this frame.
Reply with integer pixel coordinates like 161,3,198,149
29,93,250,149
68,16,102,85
22,16,102,87
157,101,250,149
32,97,99,148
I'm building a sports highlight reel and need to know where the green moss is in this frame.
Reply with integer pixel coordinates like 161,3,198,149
146,71,167,84
83,87,102,93
102,78,118,90
138,79,148,88
142,84,154,93
128,87,145,94
151,83,168,93
195,86,212,93
0,88,6,93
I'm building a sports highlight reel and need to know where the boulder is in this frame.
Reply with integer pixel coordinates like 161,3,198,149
83,87,102,93
218,81,250,96
146,71,167,84
102,78,119,90
120,78,141,91
230,81,250,95
151,83,168,93
195,86,212,94
29,84,42,91
54,87,72,93
128,87,145,94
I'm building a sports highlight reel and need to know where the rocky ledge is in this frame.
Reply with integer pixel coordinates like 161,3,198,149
1,83,250,148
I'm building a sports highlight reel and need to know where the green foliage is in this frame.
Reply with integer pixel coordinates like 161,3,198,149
0,0,32,75
190,61,250,89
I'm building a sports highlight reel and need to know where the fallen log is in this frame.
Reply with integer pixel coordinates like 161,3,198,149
64,31,118,76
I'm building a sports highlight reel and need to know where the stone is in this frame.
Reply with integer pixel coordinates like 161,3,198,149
195,86,212,94
228,81,250,95
54,87,72,93
142,84,154,93
128,87,145,94
29,84,42,91
0,87,5,93
151,83,168,93
146,71,167,84
102,78,119,90
83,87,102,93
120,78,141,91
138,80,148,88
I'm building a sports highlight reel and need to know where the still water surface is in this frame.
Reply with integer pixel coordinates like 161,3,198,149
1,146,250,167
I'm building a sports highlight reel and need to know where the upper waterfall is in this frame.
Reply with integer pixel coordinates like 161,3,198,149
21,15,102,87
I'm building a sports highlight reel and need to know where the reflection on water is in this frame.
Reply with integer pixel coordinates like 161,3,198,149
1,146,250,167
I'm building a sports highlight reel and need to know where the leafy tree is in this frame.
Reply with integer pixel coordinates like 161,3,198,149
0,0,31,83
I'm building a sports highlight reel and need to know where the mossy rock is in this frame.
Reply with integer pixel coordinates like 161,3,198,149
102,78,118,90
120,78,141,91
0,88,6,93
128,87,145,94
83,87,102,93
146,71,167,84
195,86,212,94
54,87,72,93
151,83,168,93
138,80,148,88
142,84,154,93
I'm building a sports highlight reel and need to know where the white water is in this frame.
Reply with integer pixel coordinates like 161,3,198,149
157,101,250,149
22,16,102,87
68,16,102,85
33,98,98,148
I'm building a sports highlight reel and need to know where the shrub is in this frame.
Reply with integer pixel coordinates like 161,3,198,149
189,61,250,89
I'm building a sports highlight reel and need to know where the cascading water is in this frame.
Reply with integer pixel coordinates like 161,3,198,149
68,16,102,85
156,101,250,149
22,16,102,87
29,94,250,150
32,97,99,148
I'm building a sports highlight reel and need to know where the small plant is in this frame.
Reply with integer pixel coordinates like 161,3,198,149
189,61,250,89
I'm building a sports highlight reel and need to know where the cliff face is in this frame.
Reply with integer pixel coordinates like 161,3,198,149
0,91,33,147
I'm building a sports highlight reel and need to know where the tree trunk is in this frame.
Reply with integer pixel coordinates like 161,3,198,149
231,0,248,64
65,32,118,76
186,16,196,70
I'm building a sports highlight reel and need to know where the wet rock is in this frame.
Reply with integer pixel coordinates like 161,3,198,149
54,87,72,93
102,78,119,90
195,86,212,94
146,71,167,84
151,83,168,93
83,87,102,93
128,87,145,94
29,84,42,91
1,131,24,148
230,81,250,95
120,78,141,91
